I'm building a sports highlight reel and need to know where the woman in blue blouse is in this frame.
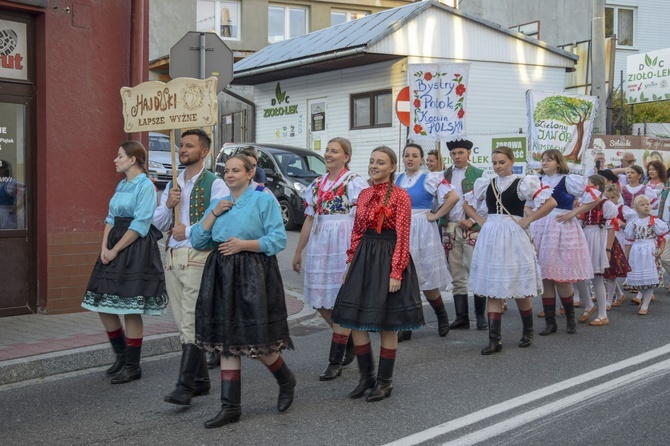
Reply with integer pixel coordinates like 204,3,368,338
82,141,168,384
191,154,294,429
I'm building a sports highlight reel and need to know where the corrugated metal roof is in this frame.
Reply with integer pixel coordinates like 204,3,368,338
234,0,578,81
234,1,431,74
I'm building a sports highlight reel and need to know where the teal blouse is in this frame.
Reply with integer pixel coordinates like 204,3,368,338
104,173,157,237
190,186,286,256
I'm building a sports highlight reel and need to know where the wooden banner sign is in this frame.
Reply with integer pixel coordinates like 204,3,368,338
120,76,218,132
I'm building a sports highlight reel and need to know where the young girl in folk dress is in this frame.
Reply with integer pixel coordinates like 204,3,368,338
605,184,637,308
395,143,458,342
332,146,424,402
292,137,368,381
530,149,601,336
463,146,556,355
577,175,622,326
624,195,669,315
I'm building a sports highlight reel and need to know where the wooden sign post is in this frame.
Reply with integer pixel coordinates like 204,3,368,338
120,76,218,224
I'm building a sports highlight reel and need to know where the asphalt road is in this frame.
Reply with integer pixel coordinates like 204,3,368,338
3,286,670,445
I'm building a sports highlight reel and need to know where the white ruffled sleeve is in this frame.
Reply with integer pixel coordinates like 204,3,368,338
346,174,369,205
654,217,669,239
624,218,636,242
602,200,619,229
566,174,600,203
303,178,319,217
645,186,659,207
435,178,455,206
519,175,552,208
465,177,489,209
423,172,444,196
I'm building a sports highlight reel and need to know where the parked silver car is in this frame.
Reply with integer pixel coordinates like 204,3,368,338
147,132,182,188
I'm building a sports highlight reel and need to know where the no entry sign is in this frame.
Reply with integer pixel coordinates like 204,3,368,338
395,86,410,127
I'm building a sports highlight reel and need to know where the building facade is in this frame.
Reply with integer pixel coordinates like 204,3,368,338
0,0,149,316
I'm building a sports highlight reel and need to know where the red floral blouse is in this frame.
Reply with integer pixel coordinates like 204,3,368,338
346,182,412,280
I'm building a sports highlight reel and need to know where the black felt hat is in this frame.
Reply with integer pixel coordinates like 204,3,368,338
597,169,619,183
446,139,473,151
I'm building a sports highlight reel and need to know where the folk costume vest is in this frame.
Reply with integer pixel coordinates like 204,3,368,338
440,164,484,226
168,169,218,249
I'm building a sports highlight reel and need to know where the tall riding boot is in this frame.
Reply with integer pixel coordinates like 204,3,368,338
366,347,395,402
518,307,534,348
111,341,142,384
481,313,502,355
266,356,296,412
349,343,376,399
560,295,577,334
193,349,211,396
164,343,202,405
429,296,450,336
206,351,220,369
105,328,126,376
474,295,488,330
320,333,348,381
539,297,558,336
342,335,355,366
204,370,241,428
449,294,470,330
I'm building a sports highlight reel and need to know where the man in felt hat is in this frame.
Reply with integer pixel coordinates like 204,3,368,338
432,139,486,330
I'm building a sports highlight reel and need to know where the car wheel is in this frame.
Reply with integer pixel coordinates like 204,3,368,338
279,199,296,230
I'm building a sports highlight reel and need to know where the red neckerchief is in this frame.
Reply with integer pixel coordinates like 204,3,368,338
316,169,348,210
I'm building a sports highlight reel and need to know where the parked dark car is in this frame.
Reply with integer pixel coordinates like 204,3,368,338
215,143,326,230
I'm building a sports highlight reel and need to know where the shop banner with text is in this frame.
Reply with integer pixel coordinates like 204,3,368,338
120,77,218,132
527,90,598,172
626,47,670,104
409,63,469,140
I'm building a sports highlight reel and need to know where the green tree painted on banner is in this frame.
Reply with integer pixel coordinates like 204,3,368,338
534,96,595,161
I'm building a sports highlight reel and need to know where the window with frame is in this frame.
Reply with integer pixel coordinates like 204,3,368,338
331,10,367,26
605,6,635,47
268,4,308,43
509,21,539,39
196,0,241,40
350,90,392,130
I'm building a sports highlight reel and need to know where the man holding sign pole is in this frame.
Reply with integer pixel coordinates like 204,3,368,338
154,129,229,406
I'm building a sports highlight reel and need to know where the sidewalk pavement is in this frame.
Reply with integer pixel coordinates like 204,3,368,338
0,290,314,386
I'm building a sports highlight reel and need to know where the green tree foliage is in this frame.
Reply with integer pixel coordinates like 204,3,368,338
534,96,595,160
611,90,670,134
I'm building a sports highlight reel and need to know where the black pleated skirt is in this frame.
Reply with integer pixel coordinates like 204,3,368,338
195,250,293,358
82,217,168,315
332,230,424,332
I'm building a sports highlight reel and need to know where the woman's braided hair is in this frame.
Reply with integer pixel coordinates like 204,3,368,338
371,145,397,207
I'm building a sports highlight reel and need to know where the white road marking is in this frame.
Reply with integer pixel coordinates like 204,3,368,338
383,343,670,446
444,358,670,445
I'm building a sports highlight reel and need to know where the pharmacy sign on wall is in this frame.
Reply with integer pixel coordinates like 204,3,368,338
626,47,670,104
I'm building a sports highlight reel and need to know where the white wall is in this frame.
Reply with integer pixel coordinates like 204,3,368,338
253,57,568,177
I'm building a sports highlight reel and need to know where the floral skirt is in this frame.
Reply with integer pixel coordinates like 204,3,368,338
603,238,631,279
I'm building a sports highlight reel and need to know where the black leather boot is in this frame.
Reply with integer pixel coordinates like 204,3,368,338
111,345,142,384
319,339,346,381
349,347,376,399
481,315,502,355
539,298,558,336
164,344,201,405
397,331,412,342
449,294,470,329
106,333,126,376
429,296,450,336
561,295,577,334
518,307,534,348
193,349,211,396
474,295,488,330
342,335,355,366
268,358,296,412
204,374,241,428
206,351,220,369
366,350,395,402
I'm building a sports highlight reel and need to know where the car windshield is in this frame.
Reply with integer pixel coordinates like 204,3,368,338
275,152,326,178
149,136,173,152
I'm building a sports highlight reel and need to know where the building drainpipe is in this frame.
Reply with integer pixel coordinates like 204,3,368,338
130,0,148,143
